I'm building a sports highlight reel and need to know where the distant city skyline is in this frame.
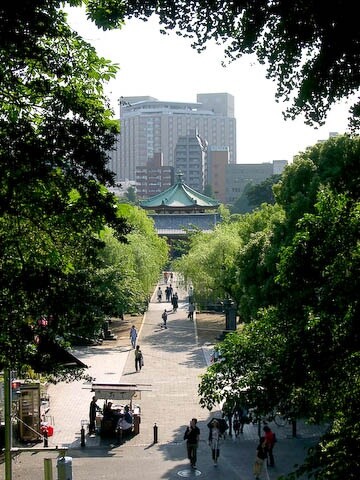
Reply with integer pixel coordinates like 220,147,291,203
66,6,351,164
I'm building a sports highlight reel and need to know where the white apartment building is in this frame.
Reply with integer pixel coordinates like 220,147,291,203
111,93,236,182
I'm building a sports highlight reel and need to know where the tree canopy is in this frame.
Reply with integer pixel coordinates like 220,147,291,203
0,1,169,377
84,0,359,130
178,135,360,479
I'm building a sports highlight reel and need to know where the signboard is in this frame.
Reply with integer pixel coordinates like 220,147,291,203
91,383,151,401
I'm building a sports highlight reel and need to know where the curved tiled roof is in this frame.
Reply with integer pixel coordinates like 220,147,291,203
140,174,219,210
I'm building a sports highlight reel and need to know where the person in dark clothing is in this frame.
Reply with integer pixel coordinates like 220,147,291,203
263,425,276,466
184,418,200,469
135,345,143,372
172,292,178,312
161,309,168,329
89,396,101,435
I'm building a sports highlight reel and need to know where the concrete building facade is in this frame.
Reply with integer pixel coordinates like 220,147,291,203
115,93,236,182
207,146,230,204
226,163,274,204
174,130,207,192
225,161,288,204
135,152,174,199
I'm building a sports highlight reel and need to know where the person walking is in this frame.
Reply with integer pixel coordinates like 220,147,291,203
253,436,269,480
161,309,168,329
134,345,143,372
157,286,162,302
129,325,138,349
171,292,178,312
184,418,200,469
208,419,222,466
188,302,195,320
165,285,171,302
263,425,276,466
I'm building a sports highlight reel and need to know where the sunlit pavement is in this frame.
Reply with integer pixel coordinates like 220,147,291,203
5,276,325,480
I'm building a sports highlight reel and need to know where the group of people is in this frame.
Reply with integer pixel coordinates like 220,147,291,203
183,417,276,475
93,281,278,476
183,417,226,469
89,397,134,436
157,285,179,308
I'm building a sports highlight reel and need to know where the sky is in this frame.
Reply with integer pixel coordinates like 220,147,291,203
66,6,352,164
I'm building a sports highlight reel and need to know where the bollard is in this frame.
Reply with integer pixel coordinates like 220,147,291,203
43,428,48,448
80,425,85,447
44,458,53,480
153,423,158,443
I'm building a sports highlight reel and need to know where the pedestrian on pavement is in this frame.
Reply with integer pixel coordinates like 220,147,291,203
263,425,276,466
161,309,168,329
165,285,171,302
188,285,194,304
184,418,200,469
253,436,269,480
135,345,143,372
188,302,195,320
157,286,162,302
222,400,235,437
172,292,178,312
208,419,222,466
89,396,101,435
129,325,138,349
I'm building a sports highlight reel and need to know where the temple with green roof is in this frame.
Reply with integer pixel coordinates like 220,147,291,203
140,174,221,246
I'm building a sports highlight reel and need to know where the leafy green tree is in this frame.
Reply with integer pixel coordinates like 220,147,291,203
231,175,281,214
174,223,240,307
123,185,138,204
174,203,283,312
84,0,360,129
94,208,168,319
199,136,360,479
247,175,281,208
230,183,254,214
0,2,130,375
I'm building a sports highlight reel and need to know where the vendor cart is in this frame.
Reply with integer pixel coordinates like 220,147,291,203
91,382,151,438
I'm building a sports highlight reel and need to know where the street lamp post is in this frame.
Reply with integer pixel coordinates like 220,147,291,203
223,298,237,331
4,368,12,480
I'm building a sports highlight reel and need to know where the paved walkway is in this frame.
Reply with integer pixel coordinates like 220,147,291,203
4,276,325,480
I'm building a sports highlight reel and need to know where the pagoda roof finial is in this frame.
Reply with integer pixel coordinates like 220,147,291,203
176,171,184,183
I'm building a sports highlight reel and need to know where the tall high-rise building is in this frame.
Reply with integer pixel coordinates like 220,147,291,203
174,130,207,192
115,93,236,182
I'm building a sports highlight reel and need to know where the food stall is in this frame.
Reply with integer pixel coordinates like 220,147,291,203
91,382,151,438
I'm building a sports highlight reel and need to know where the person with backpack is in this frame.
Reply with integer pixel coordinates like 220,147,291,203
134,345,143,372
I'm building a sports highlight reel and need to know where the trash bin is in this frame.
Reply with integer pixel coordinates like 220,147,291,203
56,456,72,480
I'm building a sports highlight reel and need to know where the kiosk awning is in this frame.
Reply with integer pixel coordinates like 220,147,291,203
91,382,151,401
